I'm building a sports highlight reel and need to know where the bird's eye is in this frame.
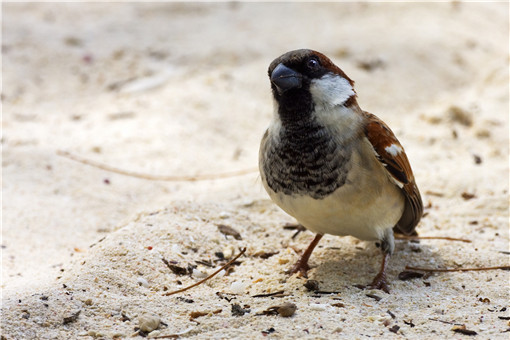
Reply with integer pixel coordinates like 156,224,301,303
306,58,320,70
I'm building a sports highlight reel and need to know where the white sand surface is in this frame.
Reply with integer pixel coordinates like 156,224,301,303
2,2,509,339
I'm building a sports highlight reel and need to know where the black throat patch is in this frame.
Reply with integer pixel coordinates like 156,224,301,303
262,119,352,199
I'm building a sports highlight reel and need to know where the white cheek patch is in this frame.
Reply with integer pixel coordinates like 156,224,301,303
310,73,355,107
385,144,403,156
268,100,283,139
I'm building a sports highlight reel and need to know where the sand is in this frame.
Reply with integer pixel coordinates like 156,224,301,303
2,2,509,339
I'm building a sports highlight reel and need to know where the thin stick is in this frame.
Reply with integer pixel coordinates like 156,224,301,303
395,235,471,243
163,247,247,296
428,318,463,326
252,290,286,298
406,265,510,272
57,150,257,181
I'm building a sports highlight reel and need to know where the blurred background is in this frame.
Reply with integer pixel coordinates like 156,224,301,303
2,2,508,293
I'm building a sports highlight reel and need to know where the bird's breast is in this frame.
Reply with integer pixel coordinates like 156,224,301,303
260,122,352,199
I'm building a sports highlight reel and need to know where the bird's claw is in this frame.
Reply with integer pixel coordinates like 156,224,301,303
288,261,310,278
368,273,390,294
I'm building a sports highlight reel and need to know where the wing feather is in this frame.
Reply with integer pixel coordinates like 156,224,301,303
362,111,423,234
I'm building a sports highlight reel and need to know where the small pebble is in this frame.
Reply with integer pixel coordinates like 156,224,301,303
63,310,81,324
230,281,247,295
138,314,161,333
232,303,250,316
278,258,290,264
223,246,234,259
241,200,254,207
137,277,149,288
310,304,327,311
88,330,102,337
148,330,161,338
171,244,181,254
389,325,400,334
219,211,231,219
447,105,472,126
276,302,297,317
473,154,483,164
192,269,208,279
304,280,320,291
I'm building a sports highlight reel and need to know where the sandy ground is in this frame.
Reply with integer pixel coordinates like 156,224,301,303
2,2,509,339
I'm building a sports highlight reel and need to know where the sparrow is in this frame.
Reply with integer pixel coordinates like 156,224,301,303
259,49,423,293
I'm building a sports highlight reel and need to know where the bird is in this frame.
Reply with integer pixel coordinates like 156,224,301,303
259,49,423,293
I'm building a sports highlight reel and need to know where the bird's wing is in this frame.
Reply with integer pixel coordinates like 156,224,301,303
362,111,423,234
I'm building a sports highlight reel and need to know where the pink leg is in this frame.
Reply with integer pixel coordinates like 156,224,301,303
369,252,391,293
289,234,323,278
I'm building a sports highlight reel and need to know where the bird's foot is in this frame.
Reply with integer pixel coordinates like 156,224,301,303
288,260,310,278
368,273,390,294
286,233,323,278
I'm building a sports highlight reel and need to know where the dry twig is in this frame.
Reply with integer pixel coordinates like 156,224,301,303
57,150,257,181
163,248,246,296
406,265,510,272
395,235,471,243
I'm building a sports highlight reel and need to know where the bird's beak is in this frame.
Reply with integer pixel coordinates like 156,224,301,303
270,63,302,94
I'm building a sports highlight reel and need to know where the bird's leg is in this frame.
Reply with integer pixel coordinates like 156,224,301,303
289,233,323,277
368,230,394,293
369,251,391,293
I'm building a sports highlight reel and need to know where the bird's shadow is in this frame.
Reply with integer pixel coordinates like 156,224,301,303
303,237,445,293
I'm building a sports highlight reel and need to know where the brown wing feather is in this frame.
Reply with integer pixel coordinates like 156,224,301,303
363,111,423,235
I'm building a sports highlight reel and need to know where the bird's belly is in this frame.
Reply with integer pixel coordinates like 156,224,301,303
265,156,404,241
